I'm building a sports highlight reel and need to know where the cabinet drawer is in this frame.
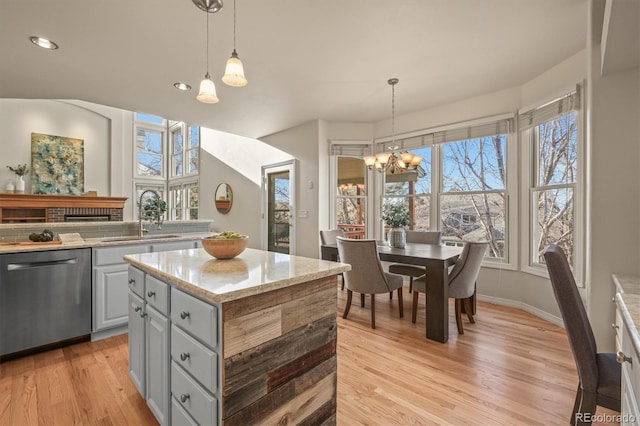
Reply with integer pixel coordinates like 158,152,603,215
145,275,169,315
171,288,218,348
171,325,218,394
93,244,150,266
128,266,146,298
171,397,198,426
171,361,217,426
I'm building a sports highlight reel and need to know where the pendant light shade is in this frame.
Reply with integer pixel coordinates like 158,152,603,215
196,6,219,104
222,0,247,87
197,73,219,103
222,50,247,87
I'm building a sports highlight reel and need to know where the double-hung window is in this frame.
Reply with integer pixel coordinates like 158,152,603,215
520,86,582,278
382,142,432,232
331,143,370,238
437,119,512,259
133,113,200,221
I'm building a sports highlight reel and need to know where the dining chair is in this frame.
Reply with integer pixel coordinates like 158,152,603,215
411,241,487,333
320,229,345,289
543,244,620,425
388,231,442,293
336,237,404,329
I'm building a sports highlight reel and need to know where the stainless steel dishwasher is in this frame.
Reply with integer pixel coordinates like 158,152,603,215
0,248,91,360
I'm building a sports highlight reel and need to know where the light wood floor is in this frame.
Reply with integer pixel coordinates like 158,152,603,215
0,284,619,425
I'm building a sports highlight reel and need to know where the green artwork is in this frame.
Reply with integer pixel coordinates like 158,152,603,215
31,132,84,195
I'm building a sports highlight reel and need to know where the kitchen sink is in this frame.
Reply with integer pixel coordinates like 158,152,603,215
98,234,181,242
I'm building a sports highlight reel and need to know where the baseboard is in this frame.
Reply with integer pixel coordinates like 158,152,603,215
91,325,127,342
477,294,564,328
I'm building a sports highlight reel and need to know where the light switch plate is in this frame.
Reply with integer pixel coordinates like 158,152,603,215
298,210,309,218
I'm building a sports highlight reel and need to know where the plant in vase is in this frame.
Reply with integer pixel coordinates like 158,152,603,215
382,202,411,248
6,164,29,194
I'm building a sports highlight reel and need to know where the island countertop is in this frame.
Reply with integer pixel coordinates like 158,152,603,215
612,274,640,358
124,247,350,303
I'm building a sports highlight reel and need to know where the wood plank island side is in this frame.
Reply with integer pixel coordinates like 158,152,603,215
124,248,348,426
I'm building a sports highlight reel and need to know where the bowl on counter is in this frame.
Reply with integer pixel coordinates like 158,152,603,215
201,235,249,259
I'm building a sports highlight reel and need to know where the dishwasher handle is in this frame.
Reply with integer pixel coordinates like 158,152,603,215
7,258,79,271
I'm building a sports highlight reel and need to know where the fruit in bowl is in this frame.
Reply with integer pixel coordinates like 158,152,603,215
201,232,249,259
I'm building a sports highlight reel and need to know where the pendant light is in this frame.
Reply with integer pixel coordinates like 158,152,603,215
364,78,422,174
222,0,248,87
196,2,220,103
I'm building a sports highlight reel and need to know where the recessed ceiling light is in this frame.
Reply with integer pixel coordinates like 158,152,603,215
29,36,59,50
174,82,192,91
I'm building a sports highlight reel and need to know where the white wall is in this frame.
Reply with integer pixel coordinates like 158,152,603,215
587,0,640,350
0,99,136,216
199,127,292,250
261,121,321,258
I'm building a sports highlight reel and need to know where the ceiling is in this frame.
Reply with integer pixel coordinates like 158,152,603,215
0,0,587,139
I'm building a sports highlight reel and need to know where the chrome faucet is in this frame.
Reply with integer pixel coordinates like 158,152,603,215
138,189,164,237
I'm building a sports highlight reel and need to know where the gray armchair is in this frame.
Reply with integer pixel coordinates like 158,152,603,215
412,241,487,333
388,231,442,293
544,244,620,425
336,237,404,329
320,229,345,289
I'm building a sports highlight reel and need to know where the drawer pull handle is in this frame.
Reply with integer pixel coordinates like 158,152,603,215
616,351,632,365
180,311,190,320
147,291,156,298
611,323,619,330
180,352,190,361
128,278,135,284
180,393,190,403
140,312,147,318
134,306,142,312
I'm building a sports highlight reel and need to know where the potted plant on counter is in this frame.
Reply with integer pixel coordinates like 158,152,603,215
7,164,29,194
382,202,411,248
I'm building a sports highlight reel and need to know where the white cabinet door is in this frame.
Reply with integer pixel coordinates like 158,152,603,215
94,264,129,331
146,304,170,425
128,291,146,397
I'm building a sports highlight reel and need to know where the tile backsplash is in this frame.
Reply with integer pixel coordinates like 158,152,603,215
0,220,213,242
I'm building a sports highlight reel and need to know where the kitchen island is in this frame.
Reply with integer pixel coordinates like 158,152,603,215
124,247,349,426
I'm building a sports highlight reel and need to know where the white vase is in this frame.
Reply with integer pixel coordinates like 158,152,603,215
388,227,406,249
15,175,25,193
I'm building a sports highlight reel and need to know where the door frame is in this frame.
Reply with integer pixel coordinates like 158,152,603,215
261,160,297,255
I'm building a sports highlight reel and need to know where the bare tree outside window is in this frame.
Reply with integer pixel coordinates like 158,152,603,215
533,111,577,266
441,135,507,258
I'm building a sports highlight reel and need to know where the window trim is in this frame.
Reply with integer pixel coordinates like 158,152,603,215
519,86,585,285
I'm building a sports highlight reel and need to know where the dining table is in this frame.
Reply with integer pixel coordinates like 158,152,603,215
321,241,463,343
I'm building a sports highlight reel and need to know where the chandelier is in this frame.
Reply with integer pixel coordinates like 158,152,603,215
364,78,422,174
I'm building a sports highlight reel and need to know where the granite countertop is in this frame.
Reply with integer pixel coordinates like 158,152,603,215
125,247,351,304
612,274,640,357
0,232,212,254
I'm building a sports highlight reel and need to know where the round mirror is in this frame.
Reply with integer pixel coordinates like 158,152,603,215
215,183,233,214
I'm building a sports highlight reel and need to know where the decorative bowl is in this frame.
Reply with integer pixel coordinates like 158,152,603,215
201,235,249,259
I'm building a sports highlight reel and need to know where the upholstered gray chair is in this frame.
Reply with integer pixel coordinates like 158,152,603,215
388,231,442,293
320,229,345,289
336,237,404,329
412,241,487,333
544,244,620,425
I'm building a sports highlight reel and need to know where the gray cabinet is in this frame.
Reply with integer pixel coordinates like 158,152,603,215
93,244,150,333
93,239,198,335
128,291,145,396
128,266,171,426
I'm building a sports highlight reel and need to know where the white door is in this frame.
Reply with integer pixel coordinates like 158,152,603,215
261,161,296,255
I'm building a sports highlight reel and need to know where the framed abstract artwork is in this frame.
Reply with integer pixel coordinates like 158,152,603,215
31,132,85,195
